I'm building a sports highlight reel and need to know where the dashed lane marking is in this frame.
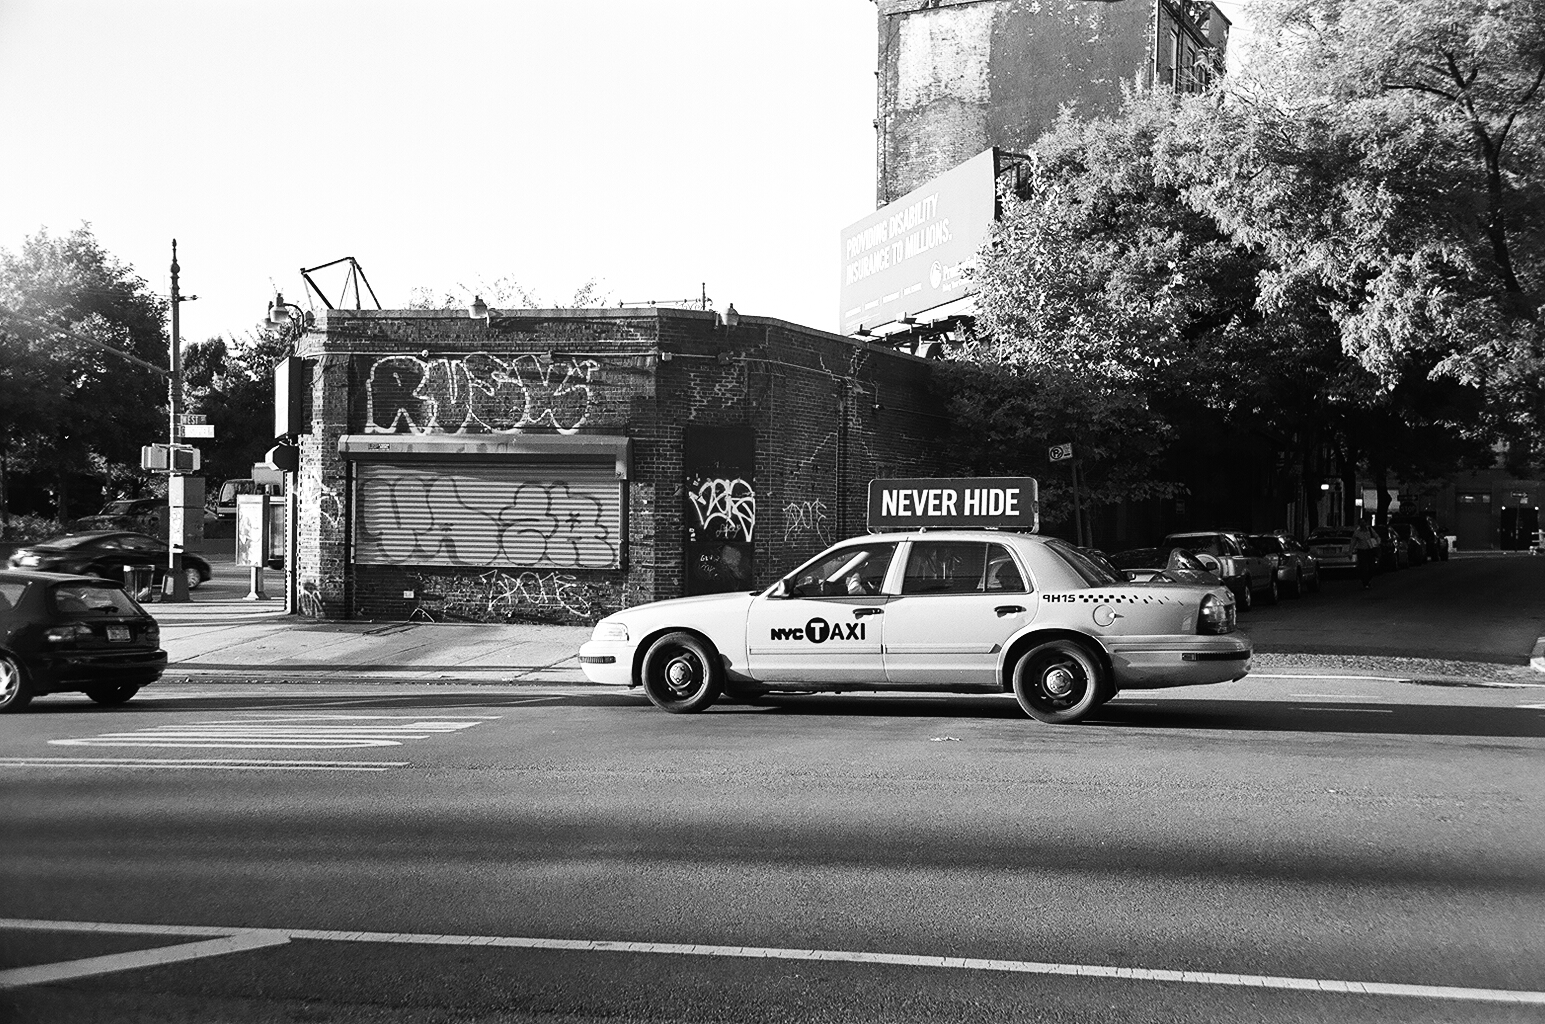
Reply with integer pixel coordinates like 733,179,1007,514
46,713,498,750
0,757,405,772
1,918,1540,1006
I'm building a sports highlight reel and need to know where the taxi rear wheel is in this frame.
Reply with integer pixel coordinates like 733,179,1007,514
640,632,721,714
1011,640,1110,724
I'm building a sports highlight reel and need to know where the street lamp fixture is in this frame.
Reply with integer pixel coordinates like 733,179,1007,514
265,292,314,330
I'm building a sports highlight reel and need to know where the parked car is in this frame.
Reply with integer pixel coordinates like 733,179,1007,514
1160,530,1278,610
1104,547,1228,588
1247,533,1321,597
1307,527,1356,571
579,531,1249,724
69,497,164,534
0,569,167,711
1390,514,1447,562
1374,525,1410,570
6,531,211,592
1388,522,1429,567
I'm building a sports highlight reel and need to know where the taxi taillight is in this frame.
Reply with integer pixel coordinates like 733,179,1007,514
1197,593,1235,635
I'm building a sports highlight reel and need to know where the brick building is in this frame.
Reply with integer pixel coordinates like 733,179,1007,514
286,306,959,623
874,0,1229,205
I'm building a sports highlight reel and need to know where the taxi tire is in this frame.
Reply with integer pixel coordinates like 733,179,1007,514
1261,576,1279,605
86,684,141,706
1011,640,1110,725
641,632,722,714
1234,580,1253,612
0,654,34,713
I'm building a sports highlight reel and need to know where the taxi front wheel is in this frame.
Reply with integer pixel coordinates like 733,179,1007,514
1012,640,1110,724
641,632,722,714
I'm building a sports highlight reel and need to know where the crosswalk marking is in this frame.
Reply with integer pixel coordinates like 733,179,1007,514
0,757,405,772
47,714,497,751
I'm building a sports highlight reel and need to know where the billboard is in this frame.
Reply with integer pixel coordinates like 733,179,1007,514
839,148,999,336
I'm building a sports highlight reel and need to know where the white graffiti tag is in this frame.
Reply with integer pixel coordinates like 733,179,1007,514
477,569,592,618
365,352,598,435
688,477,756,542
782,499,829,544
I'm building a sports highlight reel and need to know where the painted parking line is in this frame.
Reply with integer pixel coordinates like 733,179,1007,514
46,713,498,750
2,918,1540,1006
0,757,405,772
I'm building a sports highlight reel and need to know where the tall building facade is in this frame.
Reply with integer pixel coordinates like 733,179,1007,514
874,0,1229,205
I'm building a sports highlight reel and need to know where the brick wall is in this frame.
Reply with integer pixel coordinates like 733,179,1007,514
292,307,958,624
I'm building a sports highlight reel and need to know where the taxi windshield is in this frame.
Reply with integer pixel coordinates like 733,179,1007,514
1045,538,1124,586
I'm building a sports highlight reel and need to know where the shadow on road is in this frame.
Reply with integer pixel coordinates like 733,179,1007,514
27,689,1542,739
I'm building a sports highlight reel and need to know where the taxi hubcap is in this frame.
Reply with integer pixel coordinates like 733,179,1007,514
1043,665,1078,698
665,656,697,691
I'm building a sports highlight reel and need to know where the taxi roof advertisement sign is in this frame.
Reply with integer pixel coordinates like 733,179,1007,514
867,477,1040,532
838,149,999,336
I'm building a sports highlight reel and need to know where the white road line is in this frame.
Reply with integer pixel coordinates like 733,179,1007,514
1295,708,1394,714
1289,694,1383,700
0,757,405,772
0,926,289,989
1254,674,1414,683
2,919,1540,1006
47,714,494,751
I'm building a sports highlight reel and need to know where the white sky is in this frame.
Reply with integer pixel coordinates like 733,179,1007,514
0,1,1256,346
0,0,880,342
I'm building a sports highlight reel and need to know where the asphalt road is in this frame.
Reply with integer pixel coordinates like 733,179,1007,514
2,673,1543,1023
2,553,1542,1022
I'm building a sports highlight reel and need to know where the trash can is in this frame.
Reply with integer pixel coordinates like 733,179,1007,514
123,564,156,602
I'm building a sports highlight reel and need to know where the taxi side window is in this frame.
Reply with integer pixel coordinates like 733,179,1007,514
788,542,897,597
983,544,1027,592
902,541,1006,595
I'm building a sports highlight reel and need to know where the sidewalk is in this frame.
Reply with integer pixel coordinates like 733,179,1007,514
153,558,593,686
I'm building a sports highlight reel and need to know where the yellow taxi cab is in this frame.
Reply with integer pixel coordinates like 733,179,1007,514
578,478,1251,724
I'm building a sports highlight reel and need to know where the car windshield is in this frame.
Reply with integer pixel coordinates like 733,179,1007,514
49,581,140,616
1310,529,1352,539
1045,538,1124,586
1167,535,1228,557
101,501,139,515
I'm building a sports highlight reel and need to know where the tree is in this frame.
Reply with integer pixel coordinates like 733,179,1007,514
182,328,291,487
1188,0,1545,468
0,226,167,526
405,276,613,310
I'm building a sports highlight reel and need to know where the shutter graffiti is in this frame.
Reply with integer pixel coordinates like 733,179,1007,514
365,352,598,435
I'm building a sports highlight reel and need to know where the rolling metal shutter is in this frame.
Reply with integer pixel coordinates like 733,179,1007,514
354,460,622,568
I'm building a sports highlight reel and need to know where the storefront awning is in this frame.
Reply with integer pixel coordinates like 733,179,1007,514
338,433,631,478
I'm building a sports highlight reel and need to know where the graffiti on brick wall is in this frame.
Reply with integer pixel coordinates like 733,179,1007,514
478,569,592,618
781,499,830,544
357,476,618,568
687,476,756,542
365,352,599,434
306,481,345,535
298,580,325,619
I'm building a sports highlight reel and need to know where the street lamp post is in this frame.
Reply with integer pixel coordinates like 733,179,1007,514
264,293,310,614
164,240,198,602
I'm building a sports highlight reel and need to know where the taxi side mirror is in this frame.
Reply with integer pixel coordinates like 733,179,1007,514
1194,553,1221,573
768,579,790,599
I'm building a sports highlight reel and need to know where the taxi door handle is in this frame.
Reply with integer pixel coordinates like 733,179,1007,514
995,605,1026,617
853,607,884,618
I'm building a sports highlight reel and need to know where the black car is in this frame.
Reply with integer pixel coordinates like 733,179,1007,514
1390,514,1447,562
0,570,167,711
6,531,211,592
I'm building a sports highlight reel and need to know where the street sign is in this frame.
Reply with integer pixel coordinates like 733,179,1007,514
141,443,201,472
1049,443,1073,463
181,424,215,438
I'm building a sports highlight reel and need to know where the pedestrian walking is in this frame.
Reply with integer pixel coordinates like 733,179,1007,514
1351,517,1380,589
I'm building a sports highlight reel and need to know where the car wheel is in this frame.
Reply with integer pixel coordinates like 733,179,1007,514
86,684,140,706
1235,580,1253,612
185,566,204,591
1011,639,1110,724
0,654,34,713
640,632,721,714
1261,575,1279,605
